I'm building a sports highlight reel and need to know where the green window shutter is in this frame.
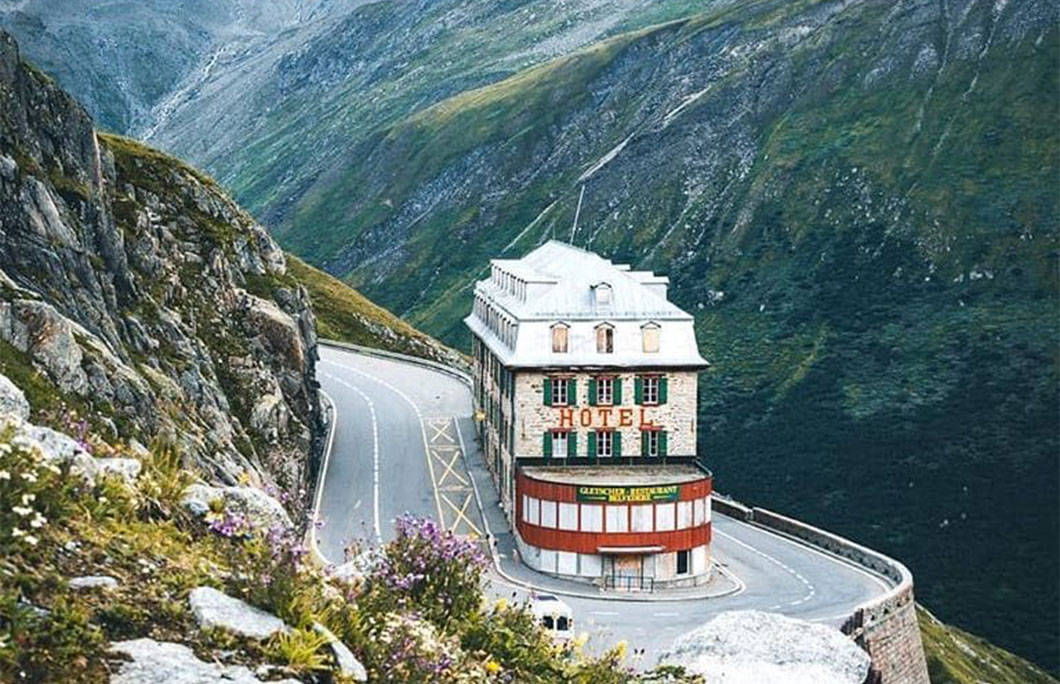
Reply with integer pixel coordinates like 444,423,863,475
634,377,643,404
543,378,553,406
659,377,669,404
543,431,553,458
641,431,648,456
613,431,622,457
613,378,623,405
568,379,577,405
587,431,597,458
568,432,578,458
588,378,597,406
659,430,668,457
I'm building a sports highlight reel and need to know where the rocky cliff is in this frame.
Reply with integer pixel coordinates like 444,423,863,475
0,30,322,516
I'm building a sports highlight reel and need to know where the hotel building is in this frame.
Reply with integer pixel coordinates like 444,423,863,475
465,241,713,588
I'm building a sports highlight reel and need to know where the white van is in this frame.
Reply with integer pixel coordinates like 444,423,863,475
529,594,574,640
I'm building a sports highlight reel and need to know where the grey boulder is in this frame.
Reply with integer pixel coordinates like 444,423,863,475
659,610,870,684
188,586,287,640
110,638,301,684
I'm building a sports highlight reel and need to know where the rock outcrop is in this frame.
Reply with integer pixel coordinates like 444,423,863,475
0,30,322,516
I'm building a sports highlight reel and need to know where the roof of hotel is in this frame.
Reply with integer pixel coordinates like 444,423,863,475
521,464,709,487
465,240,708,368
484,240,689,321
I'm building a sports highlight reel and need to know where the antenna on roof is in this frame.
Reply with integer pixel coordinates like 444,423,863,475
570,184,585,244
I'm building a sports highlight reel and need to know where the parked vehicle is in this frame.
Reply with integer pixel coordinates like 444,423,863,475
529,593,574,640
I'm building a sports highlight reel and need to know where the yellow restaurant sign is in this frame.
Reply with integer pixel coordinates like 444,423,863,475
576,485,679,503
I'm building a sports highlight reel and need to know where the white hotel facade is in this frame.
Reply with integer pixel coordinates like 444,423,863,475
465,241,714,589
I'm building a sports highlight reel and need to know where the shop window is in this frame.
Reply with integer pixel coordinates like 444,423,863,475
580,505,603,532
559,503,578,531
677,501,693,530
656,502,675,531
540,500,558,529
631,505,653,533
605,505,628,533
525,497,540,526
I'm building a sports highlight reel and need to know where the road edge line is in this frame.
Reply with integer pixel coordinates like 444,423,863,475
308,387,339,567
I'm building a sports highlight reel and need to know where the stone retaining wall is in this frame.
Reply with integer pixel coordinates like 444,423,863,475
712,495,929,684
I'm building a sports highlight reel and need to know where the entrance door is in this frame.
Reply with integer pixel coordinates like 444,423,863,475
606,554,644,590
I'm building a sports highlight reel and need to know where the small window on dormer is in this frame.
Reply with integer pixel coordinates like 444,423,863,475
551,323,569,353
642,322,660,353
594,282,612,306
596,323,614,354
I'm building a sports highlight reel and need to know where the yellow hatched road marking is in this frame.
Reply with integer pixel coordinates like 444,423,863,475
432,448,469,487
440,491,483,537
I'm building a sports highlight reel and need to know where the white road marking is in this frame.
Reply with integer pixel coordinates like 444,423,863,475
321,372,382,545
592,611,620,616
308,388,340,563
716,527,815,609
653,612,679,617
320,358,445,525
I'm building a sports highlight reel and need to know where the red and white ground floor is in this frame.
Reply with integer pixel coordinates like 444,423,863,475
513,464,713,588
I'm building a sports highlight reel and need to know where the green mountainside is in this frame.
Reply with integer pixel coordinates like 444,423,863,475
919,607,1058,684
272,0,1059,669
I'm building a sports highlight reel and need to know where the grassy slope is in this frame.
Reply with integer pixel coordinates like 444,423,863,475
286,255,460,365
920,607,1059,684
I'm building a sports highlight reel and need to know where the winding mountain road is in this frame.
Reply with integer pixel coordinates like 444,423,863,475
314,344,890,663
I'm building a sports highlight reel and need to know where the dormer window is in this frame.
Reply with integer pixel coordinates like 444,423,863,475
642,322,660,353
596,323,614,354
551,323,569,353
593,282,612,307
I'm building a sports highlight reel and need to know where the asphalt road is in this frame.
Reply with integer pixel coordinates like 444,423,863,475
315,345,890,663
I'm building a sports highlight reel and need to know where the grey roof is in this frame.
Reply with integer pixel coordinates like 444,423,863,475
488,241,689,321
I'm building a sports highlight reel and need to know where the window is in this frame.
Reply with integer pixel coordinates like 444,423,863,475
551,323,569,353
540,500,558,529
594,282,612,306
631,505,653,532
551,430,569,459
597,377,613,405
642,323,660,353
580,504,603,532
596,324,614,353
548,377,571,406
642,430,660,457
605,505,628,533
677,501,693,529
656,502,675,531
559,503,578,531
525,497,540,526
643,377,660,405
596,430,613,458
676,549,690,575
693,498,706,526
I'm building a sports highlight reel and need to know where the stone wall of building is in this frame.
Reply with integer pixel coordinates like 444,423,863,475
712,495,930,684
512,370,699,458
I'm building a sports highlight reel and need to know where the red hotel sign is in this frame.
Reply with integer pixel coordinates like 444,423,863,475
555,406,658,430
